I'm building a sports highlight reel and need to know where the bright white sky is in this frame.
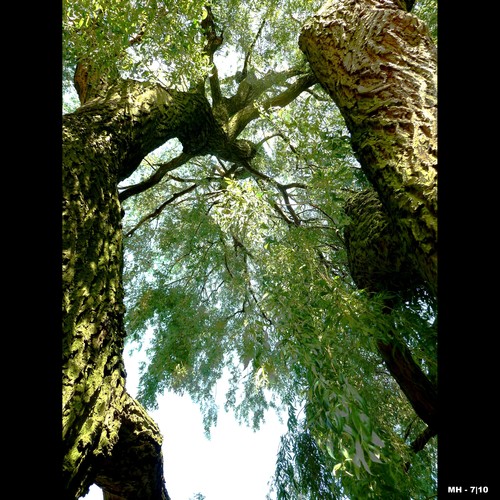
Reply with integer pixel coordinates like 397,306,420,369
81,344,287,500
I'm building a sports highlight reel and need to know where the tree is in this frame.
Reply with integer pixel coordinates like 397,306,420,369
63,58,171,500
299,0,437,440
62,0,437,498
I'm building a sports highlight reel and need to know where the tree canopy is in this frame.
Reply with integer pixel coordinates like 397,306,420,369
63,1,438,498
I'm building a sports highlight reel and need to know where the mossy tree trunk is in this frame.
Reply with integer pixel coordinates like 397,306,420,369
62,77,230,498
62,81,179,499
299,0,438,450
299,0,437,297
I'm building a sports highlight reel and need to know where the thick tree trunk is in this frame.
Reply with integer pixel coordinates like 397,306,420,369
299,0,437,297
62,122,170,499
62,80,209,498
62,107,131,498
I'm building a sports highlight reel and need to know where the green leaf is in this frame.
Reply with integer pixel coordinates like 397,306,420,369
354,440,371,474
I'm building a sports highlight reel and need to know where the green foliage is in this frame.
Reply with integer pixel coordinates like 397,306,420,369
272,410,338,499
413,0,438,43
63,0,211,89
121,125,437,497
62,0,328,93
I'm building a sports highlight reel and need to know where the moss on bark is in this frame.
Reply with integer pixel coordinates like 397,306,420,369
300,0,437,297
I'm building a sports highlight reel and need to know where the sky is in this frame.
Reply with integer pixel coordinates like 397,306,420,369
81,343,287,500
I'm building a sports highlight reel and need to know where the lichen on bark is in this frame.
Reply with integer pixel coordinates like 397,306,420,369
63,104,170,498
344,188,425,299
299,0,437,297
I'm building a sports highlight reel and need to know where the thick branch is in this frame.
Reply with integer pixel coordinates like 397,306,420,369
222,67,305,119
68,80,229,181
266,73,318,109
119,153,193,201
376,336,437,430
201,5,224,107
410,425,436,453
227,72,317,139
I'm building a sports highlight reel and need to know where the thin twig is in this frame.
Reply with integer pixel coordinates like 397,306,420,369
119,152,193,201
125,183,198,237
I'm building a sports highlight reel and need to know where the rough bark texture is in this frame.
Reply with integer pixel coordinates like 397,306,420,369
63,110,128,498
62,82,181,499
70,79,254,183
344,188,425,298
299,0,437,297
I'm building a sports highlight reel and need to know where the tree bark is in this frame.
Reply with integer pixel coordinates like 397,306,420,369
344,188,425,298
62,81,194,498
299,0,437,297
376,337,437,430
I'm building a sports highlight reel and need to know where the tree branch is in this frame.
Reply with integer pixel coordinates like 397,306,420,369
125,183,198,237
201,5,224,61
224,68,302,118
238,18,266,82
119,153,193,201
201,5,224,107
403,425,437,472
376,334,437,431
410,425,436,453
276,184,301,226
227,72,317,139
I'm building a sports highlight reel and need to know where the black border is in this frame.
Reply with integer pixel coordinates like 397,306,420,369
437,1,494,496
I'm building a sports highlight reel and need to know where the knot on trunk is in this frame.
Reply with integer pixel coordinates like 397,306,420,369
344,188,423,299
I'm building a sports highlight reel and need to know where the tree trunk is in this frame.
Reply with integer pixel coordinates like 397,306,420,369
299,0,437,297
62,79,210,498
344,188,425,298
